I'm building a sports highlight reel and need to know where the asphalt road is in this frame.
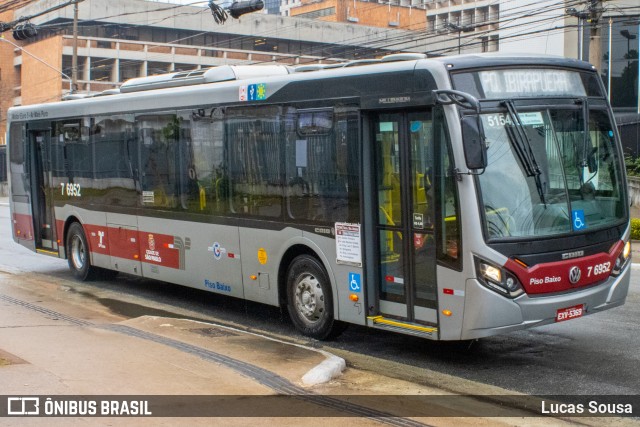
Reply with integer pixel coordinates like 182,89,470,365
1,202,638,398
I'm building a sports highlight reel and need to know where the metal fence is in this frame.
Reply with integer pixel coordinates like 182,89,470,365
617,113,640,158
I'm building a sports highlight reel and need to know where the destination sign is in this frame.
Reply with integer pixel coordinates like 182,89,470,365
478,69,586,98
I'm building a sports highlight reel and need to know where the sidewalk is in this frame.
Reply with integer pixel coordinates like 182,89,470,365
2,270,625,426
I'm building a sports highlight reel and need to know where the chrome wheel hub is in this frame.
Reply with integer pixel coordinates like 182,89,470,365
294,274,325,323
71,235,85,270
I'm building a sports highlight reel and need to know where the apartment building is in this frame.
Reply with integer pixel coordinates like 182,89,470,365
288,0,638,112
0,0,431,141
0,0,637,144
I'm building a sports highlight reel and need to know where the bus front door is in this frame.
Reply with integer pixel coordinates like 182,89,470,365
28,129,58,254
372,112,438,326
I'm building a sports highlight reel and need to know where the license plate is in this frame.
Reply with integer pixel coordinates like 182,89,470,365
556,304,584,322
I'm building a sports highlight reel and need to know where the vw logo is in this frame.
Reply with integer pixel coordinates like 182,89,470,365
568,266,581,284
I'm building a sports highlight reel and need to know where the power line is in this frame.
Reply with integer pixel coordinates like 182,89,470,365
4,0,629,88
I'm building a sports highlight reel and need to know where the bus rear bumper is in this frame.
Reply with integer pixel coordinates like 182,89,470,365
460,264,631,340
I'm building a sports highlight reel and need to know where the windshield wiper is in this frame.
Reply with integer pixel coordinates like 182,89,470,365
502,100,547,206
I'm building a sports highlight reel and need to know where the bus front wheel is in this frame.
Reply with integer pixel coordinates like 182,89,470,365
67,222,98,281
286,255,339,340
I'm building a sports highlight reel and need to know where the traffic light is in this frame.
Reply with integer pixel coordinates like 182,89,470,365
228,0,264,19
12,23,38,41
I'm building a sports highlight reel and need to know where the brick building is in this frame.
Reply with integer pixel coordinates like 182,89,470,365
0,0,430,142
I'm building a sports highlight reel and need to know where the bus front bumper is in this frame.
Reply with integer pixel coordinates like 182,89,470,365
460,263,631,340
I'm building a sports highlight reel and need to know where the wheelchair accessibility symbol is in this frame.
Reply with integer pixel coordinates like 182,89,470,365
572,209,586,231
349,273,361,292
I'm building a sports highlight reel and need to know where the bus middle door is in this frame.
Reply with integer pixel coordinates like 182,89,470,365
371,111,438,328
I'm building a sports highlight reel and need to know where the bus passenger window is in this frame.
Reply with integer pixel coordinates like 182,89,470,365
137,114,180,209
286,107,360,224
226,106,283,218
180,108,229,215
91,115,136,207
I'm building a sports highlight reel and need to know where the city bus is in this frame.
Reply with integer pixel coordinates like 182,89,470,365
7,52,631,341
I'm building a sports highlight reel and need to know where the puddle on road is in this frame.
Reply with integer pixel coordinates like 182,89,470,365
61,285,208,322
189,327,239,338
96,297,212,324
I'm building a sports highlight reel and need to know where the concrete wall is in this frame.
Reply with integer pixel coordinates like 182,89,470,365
18,0,426,53
628,177,640,207
498,0,570,57
292,0,427,30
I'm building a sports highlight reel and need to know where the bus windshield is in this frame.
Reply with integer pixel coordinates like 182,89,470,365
478,105,625,240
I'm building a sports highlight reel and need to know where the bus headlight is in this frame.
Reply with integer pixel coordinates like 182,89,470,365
475,257,524,298
611,241,631,276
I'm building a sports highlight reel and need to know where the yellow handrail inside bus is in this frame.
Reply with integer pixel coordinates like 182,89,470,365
199,185,206,210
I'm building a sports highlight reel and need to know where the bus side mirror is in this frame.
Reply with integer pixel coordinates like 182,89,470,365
461,115,487,170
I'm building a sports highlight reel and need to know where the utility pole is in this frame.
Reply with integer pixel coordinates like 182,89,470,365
71,0,79,92
566,7,589,60
444,22,473,55
587,0,604,72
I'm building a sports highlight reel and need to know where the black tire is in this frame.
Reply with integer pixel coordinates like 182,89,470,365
66,222,98,281
286,255,342,340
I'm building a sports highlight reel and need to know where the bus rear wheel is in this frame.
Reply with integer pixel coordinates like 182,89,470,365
67,222,98,281
286,255,341,340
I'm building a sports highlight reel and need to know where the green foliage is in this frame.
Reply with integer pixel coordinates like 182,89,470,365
631,218,640,241
625,155,640,177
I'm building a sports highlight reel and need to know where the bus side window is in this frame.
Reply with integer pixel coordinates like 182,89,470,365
286,107,359,224
179,109,229,215
54,120,90,183
226,106,283,218
435,109,461,264
91,115,136,207
137,114,180,209
176,118,199,210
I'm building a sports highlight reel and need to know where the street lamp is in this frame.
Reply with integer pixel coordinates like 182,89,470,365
444,22,473,55
566,7,590,60
620,29,637,58
0,36,73,96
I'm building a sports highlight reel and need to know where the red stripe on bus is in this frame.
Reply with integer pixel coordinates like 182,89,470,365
61,223,181,269
13,213,34,241
56,220,65,246
505,240,624,295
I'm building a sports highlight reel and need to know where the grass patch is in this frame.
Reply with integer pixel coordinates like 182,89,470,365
631,218,640,241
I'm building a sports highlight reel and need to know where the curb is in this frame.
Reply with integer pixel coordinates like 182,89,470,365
174,318,346,386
